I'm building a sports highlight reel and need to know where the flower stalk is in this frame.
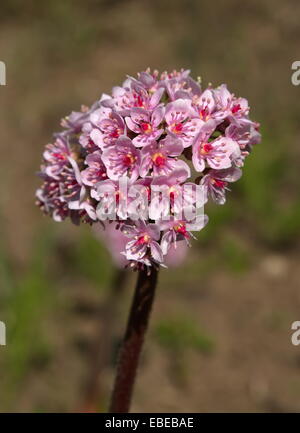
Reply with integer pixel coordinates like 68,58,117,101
109,267,158,413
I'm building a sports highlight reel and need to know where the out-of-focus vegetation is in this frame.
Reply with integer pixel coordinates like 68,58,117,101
154,316,214,354
0,0,300,412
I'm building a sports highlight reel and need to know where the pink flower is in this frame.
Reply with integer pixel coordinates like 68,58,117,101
126,177,153,221
79,104,125,151
79,122,99,152
164,74,201,101
160,215,208,254
125,107,164,147
36,178,70,222
214,84,250,124
150,167,191,219
165,99,202,148
91,179,128,220
89,108,125,149
102,136,140,181
192,133,241,172
136,71,159,91
193,89,226,124
43,136,71,180
60,104,97,133
62,157,97,221
121,221,163,265
140,135,189,177
225,122,261,154
37,157,96,224
200,166,242,205
106,78,164,113
81,151,107,186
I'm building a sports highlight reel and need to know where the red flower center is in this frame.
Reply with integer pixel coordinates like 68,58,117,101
199,107,209,120
110,129,120,138
174,223,188,237
53,152,66,161
144,186,151,201
137,234,151,245
134,95,145,108
212,179,227,188
123,153,135,166
96,169,107,180
172,123,183,134
232,104,241,114
169,186,178,201
140,122,152,134
200,143,213,155
152,152,166,167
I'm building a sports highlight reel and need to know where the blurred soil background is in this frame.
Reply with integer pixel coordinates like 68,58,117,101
0,0,300,412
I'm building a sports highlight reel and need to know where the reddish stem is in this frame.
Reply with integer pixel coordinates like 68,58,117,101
109,267,158,413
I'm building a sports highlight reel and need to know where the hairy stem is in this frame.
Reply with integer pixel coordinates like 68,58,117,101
109,267,158,413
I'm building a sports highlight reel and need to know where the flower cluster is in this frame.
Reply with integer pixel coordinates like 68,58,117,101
36,68,260,269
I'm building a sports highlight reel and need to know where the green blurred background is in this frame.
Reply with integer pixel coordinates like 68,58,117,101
0,0,300,412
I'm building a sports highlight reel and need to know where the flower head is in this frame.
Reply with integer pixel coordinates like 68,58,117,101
36,69,261,269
